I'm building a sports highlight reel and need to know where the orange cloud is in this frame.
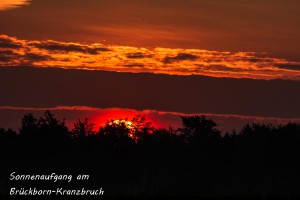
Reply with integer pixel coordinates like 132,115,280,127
0,0,31,11
1,34,300,80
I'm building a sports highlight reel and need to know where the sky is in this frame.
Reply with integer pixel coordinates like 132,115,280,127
1,0,300,132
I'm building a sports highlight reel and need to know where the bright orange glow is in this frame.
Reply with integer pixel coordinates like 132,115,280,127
0,0,30,10
109,119,134,129
1,35,300,80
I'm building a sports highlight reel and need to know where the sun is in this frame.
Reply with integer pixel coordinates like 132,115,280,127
109,119,137,140
109,119,134,129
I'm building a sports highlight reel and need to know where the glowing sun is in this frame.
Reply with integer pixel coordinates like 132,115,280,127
110,119,133,127
109,119,136,140
0,0,31,11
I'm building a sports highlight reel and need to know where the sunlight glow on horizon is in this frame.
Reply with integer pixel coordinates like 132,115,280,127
2,106,300,134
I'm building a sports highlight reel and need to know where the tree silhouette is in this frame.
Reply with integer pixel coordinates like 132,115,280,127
98,119,135,147
140,127,178,148
131,115,154,142
72,118,95,138
0,128,16,139
180,115,221,143
132,115,153,132
38,110,68,139
98,116,153,144
19,113,39,138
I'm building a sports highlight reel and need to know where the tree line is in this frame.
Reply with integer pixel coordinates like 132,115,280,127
1,111,300,197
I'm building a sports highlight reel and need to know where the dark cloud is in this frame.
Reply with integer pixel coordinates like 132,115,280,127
0,49,19,58
0,37,22,49
276,64,300,71
126,52,152,59
1,67,300,119
124,63,145,68
32,42,110,55
0,55,12,62
0,49,15,54
86,47,111,55
0,49,20,63
235,57,278,64
236,58,262,63
163,53,198,64
24,53,52,62
0,48,51,64
196,65,252,73
32,42,86,53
